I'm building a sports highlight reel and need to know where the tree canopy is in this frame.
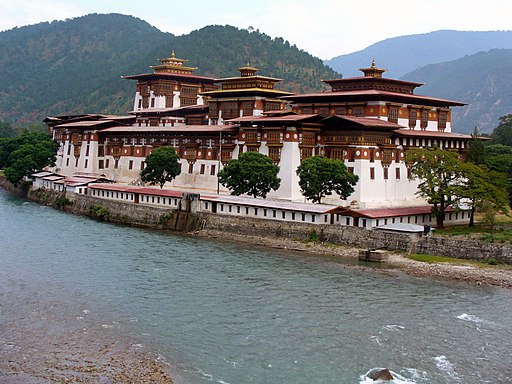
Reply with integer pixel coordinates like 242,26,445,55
489,114,512,146
407,147,465,228
465,127,486,164
454,162,509,226
0,131,59,185
140,146,181,188
296,156,359,204
218,152,281,198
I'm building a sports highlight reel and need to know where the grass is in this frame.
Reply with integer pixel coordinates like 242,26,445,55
434,212,512,243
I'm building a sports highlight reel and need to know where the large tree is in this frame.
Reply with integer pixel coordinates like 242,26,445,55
484,144,512,206
1,132,59,185
465,127,486,165
296,155,359,204
140,146,181,188
489,114,512,146
407,147,465,228
218,152,280,198
454,162,509,226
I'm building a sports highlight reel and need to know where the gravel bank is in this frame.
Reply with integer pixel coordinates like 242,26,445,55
193,229,512,289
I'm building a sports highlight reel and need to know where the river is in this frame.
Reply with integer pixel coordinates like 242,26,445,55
0,188,511,383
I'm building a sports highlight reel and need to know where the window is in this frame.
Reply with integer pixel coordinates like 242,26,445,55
352,105,365,117
114,159,119,169
388,105,399,123
99,160,104,169
408,108,417,128
421,110,429,129
150,98,155,108
105,159,110,168
140,161,145,170
348,167,354,174
210,164,216,176
395,168,400,180
383,168,389,180
129,160,133,170
200,164,205,174
370,167,375,180
188,163,194,173
438,110,447,131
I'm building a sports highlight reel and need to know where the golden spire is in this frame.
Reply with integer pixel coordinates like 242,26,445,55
151,50,198,74
359,60,387,78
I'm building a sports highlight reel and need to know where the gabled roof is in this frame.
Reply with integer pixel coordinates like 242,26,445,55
322,115,405,130
228,113,320,123
282,89,465,107
99,125,239,134
121,72,216,83
55,120,126,129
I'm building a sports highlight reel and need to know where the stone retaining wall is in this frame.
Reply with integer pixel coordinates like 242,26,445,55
2,177,511,264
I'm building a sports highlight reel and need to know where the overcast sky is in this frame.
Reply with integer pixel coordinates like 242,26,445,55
1,0,511,59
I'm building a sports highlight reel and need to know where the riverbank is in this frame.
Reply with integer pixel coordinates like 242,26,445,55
193,229,512,289
0,292,175,384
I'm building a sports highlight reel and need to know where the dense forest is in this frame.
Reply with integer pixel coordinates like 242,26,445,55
0,14,338,127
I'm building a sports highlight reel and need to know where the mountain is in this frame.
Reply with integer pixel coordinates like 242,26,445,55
401,49,512,134
0,14,339,126
325,30,512,78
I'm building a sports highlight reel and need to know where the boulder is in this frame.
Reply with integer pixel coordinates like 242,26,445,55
368,368,394,381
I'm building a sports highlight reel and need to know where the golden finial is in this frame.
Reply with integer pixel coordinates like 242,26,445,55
172,50,175,58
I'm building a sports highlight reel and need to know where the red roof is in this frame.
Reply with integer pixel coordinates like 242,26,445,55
340,205,456,219
122,72,216,83
325,115,405,129
89,183,183,198
283,89,465,107
200,194,343,214
99,125,238,133
394,129,472,139
228,114,319,123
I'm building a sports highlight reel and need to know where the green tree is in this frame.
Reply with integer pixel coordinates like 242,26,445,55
296,156,359,204
483,144,512,207
465,127,486,164
218,152,280,198
407,147,465,228
140,146,181,188
454,163,509,226
2,134,59,185
489,114,512,146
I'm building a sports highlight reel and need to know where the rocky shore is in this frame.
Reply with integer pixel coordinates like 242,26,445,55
193,229,512,290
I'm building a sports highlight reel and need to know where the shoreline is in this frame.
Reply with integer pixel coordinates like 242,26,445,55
192,229,512,290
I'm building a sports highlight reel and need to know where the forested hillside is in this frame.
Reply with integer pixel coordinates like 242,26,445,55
325,30,512,78
402,49,512,134
0,14,338,127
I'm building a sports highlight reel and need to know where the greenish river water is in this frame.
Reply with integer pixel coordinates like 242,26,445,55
0,188,511,383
